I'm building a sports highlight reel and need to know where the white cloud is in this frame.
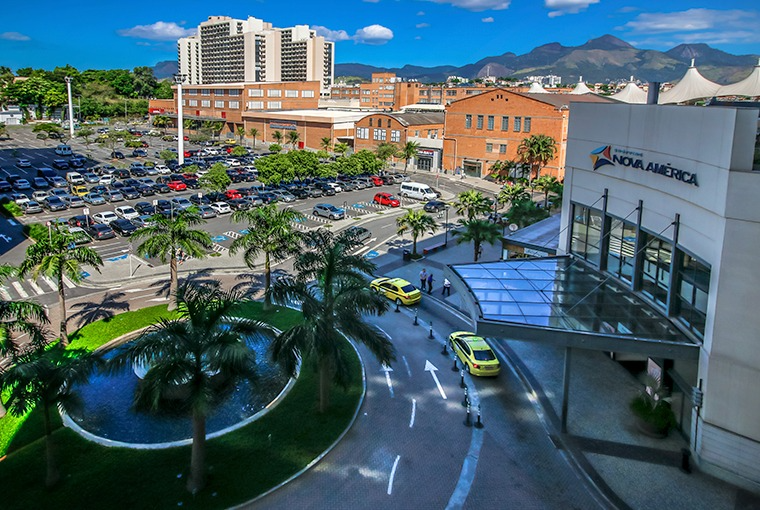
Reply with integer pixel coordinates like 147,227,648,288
312,26,351,42
416,23,430,28
482,17,494,22
118,21,195,41
415,36,423,40
545,0,599,18
620,9,760,46
417,11,426,16
427,0,510,12
354,24,394,45
0,32,30,41
363,0,381,2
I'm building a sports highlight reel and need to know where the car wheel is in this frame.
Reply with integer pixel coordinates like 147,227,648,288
395,298,402,306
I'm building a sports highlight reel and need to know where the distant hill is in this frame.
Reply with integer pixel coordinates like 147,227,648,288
153,60,178,80
335,35,759,84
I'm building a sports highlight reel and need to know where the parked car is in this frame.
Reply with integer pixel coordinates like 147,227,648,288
344,226,372,244
82,192,105,205
87,222,116,240
167,180,187,192
32,177,50,189
92,211,118,224
21,201,43,214
12,179,31,191
209,201,232,214
32,191,49,202
114,205,140,220
42,196,68,212
52,160,70,170
0,179,11,192
111,151,125,159
424,200,448,213
373,192,400,207
61,195,85,208
16,158,32,168
312,203,345,220
135,202,156,215
132,149,148,158
170,197,193,210
121,187,141,200
110,218,138,237
68,215,95,228
270,190,296,203
197,205,217,219
104,190,124,203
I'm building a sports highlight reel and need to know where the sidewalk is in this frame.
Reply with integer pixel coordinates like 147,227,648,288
376,233,757,510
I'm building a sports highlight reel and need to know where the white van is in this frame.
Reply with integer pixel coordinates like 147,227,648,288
55,144,73,156
66,172,85,185
399,181,437,201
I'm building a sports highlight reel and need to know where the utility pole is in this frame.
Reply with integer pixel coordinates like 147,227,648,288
174,74,186,165
64,77,75,138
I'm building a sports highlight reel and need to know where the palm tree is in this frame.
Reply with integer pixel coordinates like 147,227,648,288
229,205,304,309
454,190,493,221
452,219,503,262
533,175,561,208
248,127,259,149
517,134,557,185
0,263,48,357
183,119,196,134
152,115,169,134
498,183,530,209
508,197,549,228
396,209,438,256
269,229,395,413
132,210,212,311
18,226,103,345
272,130,283,146
287,130,300,150
375,142,396,169
334,142,349,157
1,344,101,487
108,281,272,493
399,141,420,172
320,136,333,152
236,126,246,144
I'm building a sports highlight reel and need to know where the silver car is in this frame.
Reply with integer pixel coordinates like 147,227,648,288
312,203,345,220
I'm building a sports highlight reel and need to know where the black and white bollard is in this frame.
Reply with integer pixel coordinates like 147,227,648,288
394,300,400,313
451,357,458,372
428,321,434,340
462,386,469,407
474,405,484,429
460,369,466,388
413,309,418,326
441,338,448,355
464,403,472,427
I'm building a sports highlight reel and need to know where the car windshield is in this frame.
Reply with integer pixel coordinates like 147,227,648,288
472,349,496,361
400,284,416,293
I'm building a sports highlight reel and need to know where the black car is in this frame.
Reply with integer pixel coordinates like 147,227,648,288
52,160,70,170
137,184,156,196
153,183,171,194
135,202,156,215
111,218,137,237
87,222,116,240
424,200,448,213
69,158,85,169
189,195,211,206
132,149,148,158
227,198,250,211
381,175,395,185
32,177,49,190
226,171,244,183
123,178,141,187
111,151,125,159
184,178,200,189
0,179,10,192
314,182,336,196
258,192,278,204
42,196,68,212
68,214,94,228
113,169,130,180
130,166,148,177
290,188,309,200
121,186,141,200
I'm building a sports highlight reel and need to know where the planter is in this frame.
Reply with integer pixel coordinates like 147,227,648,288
634,416,669,439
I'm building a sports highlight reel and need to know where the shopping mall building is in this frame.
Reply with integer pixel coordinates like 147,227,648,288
447,101,760,490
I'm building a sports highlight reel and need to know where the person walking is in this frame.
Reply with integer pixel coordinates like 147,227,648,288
442,278,451,296
427,272,434,294
419,268,427,291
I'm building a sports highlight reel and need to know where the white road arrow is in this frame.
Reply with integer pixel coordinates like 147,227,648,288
425,360,447,400
381,364,394,398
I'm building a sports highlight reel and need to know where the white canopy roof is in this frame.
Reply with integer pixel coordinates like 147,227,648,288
716,59,760,98
570,76,593,95
610,79,647,104
527,82,549,93
658,60,721,104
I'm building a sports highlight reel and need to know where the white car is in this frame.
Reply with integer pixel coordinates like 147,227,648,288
325,182,343,193
12,193,30,206
99,174,115,186
16,158,32,168
226,159,241,167
92,211,119,224
114,205,140,220
32,191,49,202
154,165,170,175
209,201,231,214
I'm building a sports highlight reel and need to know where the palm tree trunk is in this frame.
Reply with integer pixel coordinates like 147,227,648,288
57,273,68,345
318,359,331,413
187,411,207,493
412,235,418,256
43,403,60,487
169,254,178,311
263,252,272,310
474,242,480,262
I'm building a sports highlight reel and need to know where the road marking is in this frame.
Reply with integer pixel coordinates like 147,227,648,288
0,286,11,300
424,360,447,400
11,281,28,298
41,276,57,291
381,364,394,398
353,246,370,255
62,276,76,289
387,455,401,496
28,279,45,295
123,288,146,293
402,356,412,378
7,219,17,226
409,399,416,428
381,223,394,229
147,297,169,302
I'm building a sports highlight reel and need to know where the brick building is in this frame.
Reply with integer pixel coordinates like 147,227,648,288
242,109,365,151
354,112,445,170
443,88,612,178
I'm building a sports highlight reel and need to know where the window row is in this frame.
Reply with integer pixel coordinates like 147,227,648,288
464,114,531,133
246,89,314,98
245,101,282,109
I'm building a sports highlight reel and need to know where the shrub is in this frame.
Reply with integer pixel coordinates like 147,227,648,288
1,201,22,218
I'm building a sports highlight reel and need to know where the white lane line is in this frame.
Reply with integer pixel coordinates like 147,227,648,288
147,297,169,302
28,279,45,295
62,276,76,289
0,286,11,300
382,364,394,398
409,399,416,428
353,246,370,255
7,219,17,225
41,276,57,291
381,223,394,229
402,355,412,378
387,455,401,495
123,288,146,293
11,281,28,298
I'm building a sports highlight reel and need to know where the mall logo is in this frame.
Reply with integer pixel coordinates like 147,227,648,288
589,145,699,187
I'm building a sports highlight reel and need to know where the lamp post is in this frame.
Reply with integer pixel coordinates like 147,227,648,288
64,77,75,138
444,205,450,246
174,74,187,165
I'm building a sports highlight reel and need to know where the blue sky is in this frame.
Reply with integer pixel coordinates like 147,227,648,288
1,0,758,71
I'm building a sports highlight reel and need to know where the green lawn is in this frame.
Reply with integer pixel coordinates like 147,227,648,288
0,302,363,509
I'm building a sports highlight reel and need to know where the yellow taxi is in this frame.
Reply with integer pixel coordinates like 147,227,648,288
370,277,421,306
448,331,501,377
70,185,88,196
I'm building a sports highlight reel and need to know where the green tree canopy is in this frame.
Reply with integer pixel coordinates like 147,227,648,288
198,162,232,193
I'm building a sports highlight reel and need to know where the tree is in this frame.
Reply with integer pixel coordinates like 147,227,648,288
248,127,258,148
334,142,349,157
287,130,300,150
230,204,304,309
0,263,48,358
236,126,246,144
320,136,332,152
1,344,100,487
398,141,420,172
132,210,212,311
508,197,549,228
159,149,178,163
269,229,395,413
152,115,169,134
518,134,557,185
498,183,530,208
454,190,493,221
271,130,283,146
18,226,102,345
0,122,8,140
75,127,95,152
533,175,561,208
269,143,283,154
108,281,272,493
396,209,438,256
375,142,397,168
452,219,503,262
198,162,232,194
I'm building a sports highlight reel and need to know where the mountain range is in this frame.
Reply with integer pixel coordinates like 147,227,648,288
153,34,759,85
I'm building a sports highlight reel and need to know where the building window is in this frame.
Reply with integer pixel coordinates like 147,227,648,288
201,89,210,96
248,89,263,97
214,100,224,108
188,99,198,107
285,90,298,98
524,117,531,133
606,217,637,283
675,253,710,339
486,142,493,153
391,130,401,142
430,129,438,139
214,89,225,95
514,117,522,132
501,116,509,131
640,233,672,308
369,118,373,127
201,100,210,107
499,144,507,154
414,130,420,137
476,115,484,130
302,90,315,98
268,89,282,97
228,90,241,96
228,101,240,109
373,129,386,141
187,89,197,95
465,114,472,129
246,101,264,109
356,127,369,139
387,119,392,128
267,101,282,109
487,115,494,131
570,204,603,267
446,90,457,96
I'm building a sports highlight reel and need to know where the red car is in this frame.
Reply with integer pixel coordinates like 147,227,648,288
370,175,384,186
225,189,242,200
374,192,400,207
167,180,187,191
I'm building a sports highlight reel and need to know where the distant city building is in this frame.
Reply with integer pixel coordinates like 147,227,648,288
178,16,334,94
525,75,563,87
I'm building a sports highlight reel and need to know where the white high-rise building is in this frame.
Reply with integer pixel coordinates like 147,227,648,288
178,16,334,94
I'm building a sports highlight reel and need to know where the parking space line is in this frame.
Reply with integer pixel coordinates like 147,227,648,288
11,281,28,298
41,276,57,291
62,276,76,289
0,286,11,300
28,279,45,295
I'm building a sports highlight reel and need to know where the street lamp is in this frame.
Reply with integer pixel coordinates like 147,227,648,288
174,74,187,165
444,205,450,246
64,77,75,138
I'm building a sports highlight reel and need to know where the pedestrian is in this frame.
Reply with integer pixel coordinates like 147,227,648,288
477,245,483,260
419,268,427,291
442,278,451,296
427,272,434,294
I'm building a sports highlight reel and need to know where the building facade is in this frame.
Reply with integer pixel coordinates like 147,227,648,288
178,16,334,94
559,102,760,490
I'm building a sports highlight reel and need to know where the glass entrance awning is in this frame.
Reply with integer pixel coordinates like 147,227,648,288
447,256,700,360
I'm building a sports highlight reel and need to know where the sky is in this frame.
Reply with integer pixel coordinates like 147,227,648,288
1,0,759,72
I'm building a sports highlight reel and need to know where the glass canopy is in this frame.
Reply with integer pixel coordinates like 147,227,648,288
450,256,693,344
